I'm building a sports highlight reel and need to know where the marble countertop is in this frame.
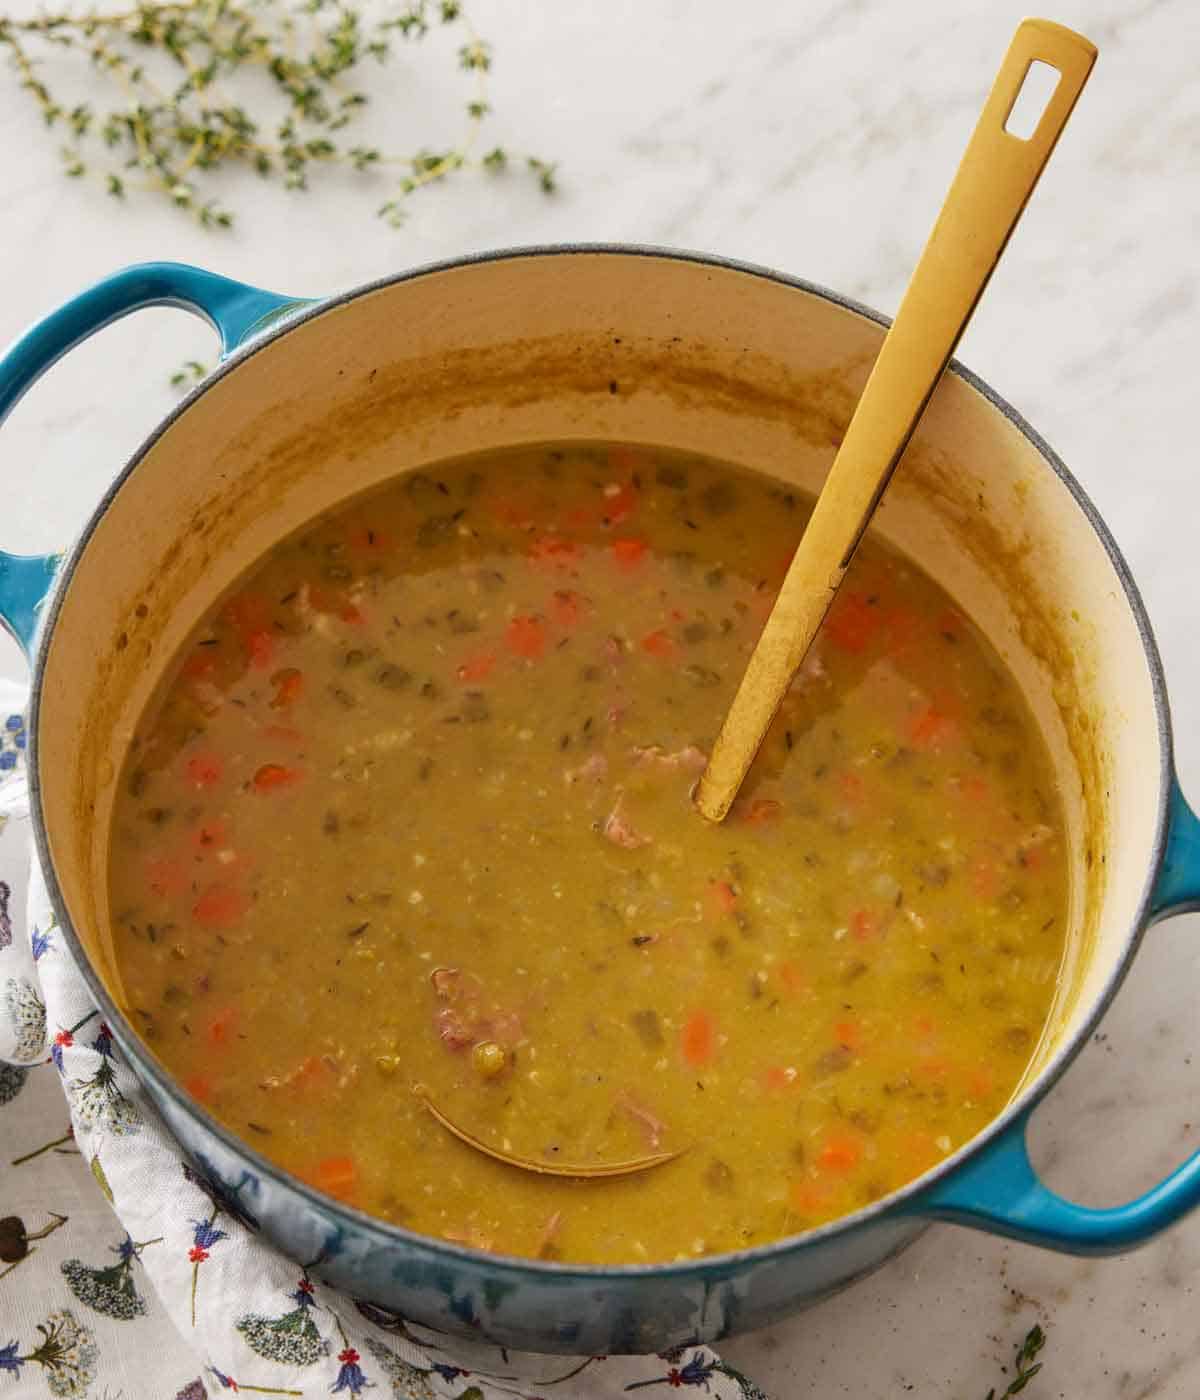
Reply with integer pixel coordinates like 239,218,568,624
3,0,1200,1394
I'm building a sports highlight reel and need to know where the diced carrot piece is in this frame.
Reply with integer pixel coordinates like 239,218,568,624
833,1018,862,1051
708,880,738,916
778,961,807,995
146,856,187,900
184,1074,213,1104
849,908,878,942
817,1130,863,1173
207,1006,237,1046
313,1154,357,1202
291,1055,326,1087
253,763,300,793
193,885,248,927
270,668,304,708
181,649,217,682
246,628,275,670
962,774,989,803
640,629,676,659
739,798,782,826
789,1180,833,1215
825,591,883,653
909,705,958,750
505,615,546,660
884,605,922,655
308,587,364,625
611,537,647,570
457,651,497,683
970,855,1000,900
968,1066,995,1099
838,771,865,803
601,480,639,525
223,593,271,636
185,754,222,789
681,1009,717,1068
565,505,598,530
551,590,582,627
763,1065,798,1091
347,524,392,554
528,534,579,566
935,607,964,640
915,1054,951,1079
1019,844,1046,873
191,819,227,853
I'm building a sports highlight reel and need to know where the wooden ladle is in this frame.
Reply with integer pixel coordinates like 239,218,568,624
694,18,1097,823
416,1090,685,1179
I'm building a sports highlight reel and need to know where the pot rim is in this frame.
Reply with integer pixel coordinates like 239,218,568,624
27,241,1175,1282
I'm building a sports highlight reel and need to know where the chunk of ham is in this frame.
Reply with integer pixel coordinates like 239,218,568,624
431,966,464,999
431,966,483,1004
631,743,707,772
564,752,608,786
297,582,363,639
603,634,626,666
602,798,651,850
429,966,522,1050
260,1051,357,1093
435,1005,477,1050
617,1092,667,1150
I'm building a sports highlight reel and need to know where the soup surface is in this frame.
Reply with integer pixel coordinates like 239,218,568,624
109,443,1068,1264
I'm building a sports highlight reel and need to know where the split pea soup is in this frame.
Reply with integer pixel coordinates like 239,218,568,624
109,442,1069,1265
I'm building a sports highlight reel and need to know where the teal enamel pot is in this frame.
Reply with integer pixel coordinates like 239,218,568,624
4,250,1200,1354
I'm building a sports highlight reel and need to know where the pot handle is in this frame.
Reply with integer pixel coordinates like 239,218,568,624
915,773,1200,1252
0,261,312,656
913,1110,1200,1254
1149,776,1200,916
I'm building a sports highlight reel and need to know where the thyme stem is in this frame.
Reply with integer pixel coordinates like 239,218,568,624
0,0,555,227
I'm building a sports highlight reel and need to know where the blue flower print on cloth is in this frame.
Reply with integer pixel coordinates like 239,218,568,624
0,711,26,772
0,684,38,1068
0,1308,99,1397
60,1234,160,1320
0,670,766,1399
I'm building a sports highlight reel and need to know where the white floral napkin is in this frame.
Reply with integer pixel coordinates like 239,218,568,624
0,677,766,1400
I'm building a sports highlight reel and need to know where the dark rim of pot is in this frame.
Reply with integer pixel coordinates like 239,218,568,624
27,243,1174,1283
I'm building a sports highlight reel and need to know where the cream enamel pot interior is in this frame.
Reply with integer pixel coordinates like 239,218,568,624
4,249,1200,1355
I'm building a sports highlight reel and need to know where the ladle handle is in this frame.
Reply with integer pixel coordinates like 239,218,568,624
695,19,1098,821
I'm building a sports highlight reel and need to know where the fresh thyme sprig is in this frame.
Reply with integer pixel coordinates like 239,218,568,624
0,0,556,228
985,1325,1046,1400
169,357,207,386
